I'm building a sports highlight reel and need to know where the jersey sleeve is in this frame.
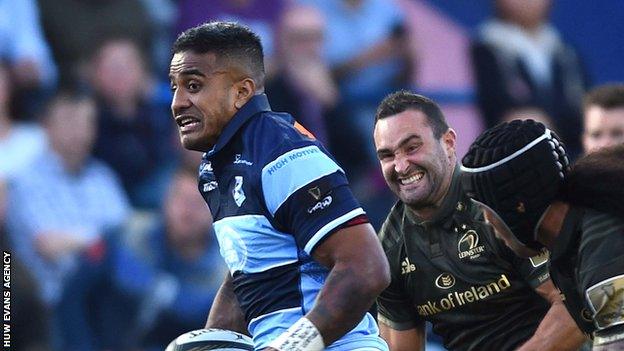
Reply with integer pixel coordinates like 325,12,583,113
377,270,421,330
494,234,551,289
578,209,624,333
261,143,365,255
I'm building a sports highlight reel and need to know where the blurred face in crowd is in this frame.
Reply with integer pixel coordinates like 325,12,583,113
45,97,97,172
165,172,212,245
374,110,456,216
279,5,325,61
496,0,551,29
92,39,145,102
170,51,253,151
583,105,624,153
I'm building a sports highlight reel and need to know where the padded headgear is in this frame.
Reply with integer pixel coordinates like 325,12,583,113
461,119,570,249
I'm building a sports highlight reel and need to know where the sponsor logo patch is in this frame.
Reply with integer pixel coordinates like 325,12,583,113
308,186,322,200
401,257,416,275
529,249,550,267
203,181,218,192
201,162,213,173
419,274,512,316
307,195,332,214
233,154,253,166
435,273,456,289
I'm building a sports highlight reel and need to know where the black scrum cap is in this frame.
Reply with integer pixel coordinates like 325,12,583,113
460,119,570,249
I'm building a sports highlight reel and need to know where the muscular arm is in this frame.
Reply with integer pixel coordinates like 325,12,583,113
516,280,588,351
205,272,249,336
379,320,425,351
306,223,391,345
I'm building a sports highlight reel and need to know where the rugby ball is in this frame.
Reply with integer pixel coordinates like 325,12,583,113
165,328,254,351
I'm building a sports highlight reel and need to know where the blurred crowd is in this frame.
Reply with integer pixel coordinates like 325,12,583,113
1,0,622,350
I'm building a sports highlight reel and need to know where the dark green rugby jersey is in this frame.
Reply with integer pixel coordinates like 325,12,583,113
551,207,624,347
377,169,551,351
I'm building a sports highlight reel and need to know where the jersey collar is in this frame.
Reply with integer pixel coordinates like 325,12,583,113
206,93,272,158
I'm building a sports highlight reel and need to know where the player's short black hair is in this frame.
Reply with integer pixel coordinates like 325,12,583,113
375,90,449,139
560,144,624,218
583,83,624,111
172,21,265,84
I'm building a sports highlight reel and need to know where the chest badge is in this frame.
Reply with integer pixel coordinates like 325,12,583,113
232,176,246,207
458,229,486,260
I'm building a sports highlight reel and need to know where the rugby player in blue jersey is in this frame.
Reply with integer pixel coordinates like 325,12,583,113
168,21,390,351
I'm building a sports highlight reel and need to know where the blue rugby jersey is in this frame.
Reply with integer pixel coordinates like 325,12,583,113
198,94,388,351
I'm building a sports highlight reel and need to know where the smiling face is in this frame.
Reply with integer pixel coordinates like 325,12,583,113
374,109,456,217
169,51,244,152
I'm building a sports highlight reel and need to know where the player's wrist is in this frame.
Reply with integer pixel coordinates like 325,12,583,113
268,317,325,351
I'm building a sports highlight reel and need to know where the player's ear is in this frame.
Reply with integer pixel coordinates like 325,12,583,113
234,77,256,109
442,128,457,155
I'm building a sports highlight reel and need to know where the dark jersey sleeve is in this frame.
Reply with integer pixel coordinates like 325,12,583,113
578,209,624,334
377,275,422,330
490,227,551,289
515,248,551,289
376,215,422,330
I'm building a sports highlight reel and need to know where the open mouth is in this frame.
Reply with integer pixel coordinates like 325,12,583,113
176,115,201,132
398,171,424,185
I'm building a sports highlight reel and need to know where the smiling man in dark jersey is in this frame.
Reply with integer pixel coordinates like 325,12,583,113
372,91,586,350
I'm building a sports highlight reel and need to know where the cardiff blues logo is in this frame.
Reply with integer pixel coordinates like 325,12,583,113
232,176,246,207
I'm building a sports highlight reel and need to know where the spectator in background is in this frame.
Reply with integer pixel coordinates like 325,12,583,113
38,0,153,87
471,0,587,157
0,61,47,180
0,0,57,120
58,168,226,351
175,0,288,78
90,38,178,209
302,0,414,228
303,2,413,161
582,84,624,153
1,178,52,351
5,90,130,307
265,4,338,146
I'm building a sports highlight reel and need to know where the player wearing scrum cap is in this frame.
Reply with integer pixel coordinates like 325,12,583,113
462,119,624,350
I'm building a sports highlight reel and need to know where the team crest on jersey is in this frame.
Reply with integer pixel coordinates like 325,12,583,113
435,273,456,289
232,176,246,207
458,229,485,260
